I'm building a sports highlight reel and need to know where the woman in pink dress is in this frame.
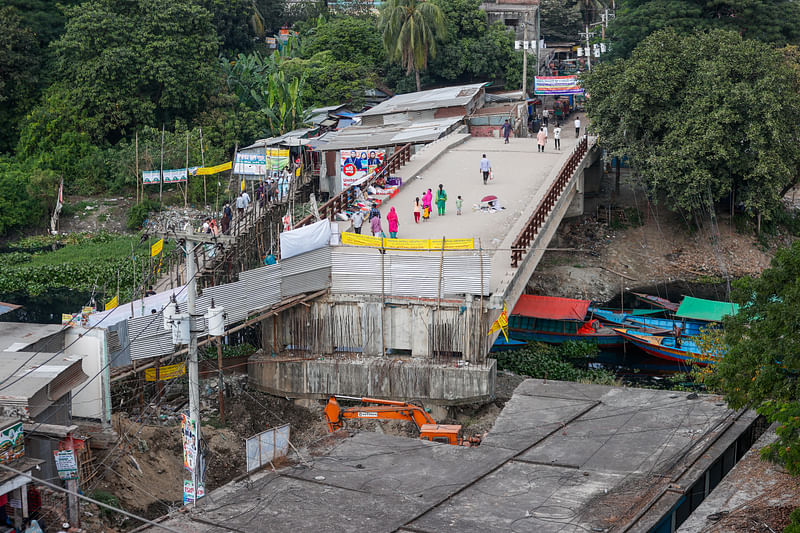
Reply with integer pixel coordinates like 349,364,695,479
423,189,433,213
387,207,399,238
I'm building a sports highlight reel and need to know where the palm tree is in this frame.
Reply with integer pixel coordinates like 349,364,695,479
379,0,446,91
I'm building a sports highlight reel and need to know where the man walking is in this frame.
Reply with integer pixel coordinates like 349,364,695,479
537,127,547,152
542,109,549,127
480,154,491,184
574,116,581,138
501,119,512,144
352,210,364,234
553,124,562,150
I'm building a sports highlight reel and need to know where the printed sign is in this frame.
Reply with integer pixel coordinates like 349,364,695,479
234,149,290,176
0,422,24,465
142,170,160,184
163,168,187,184
357,412,378,418
53,450,78,480
145,362,186,382
534,76,584,95
341,232,475,250
339,149,385,189
183,480,205,505
181,413,197,473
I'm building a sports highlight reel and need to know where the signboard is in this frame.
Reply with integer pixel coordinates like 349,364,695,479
0,422,24,465
234,149,290,176
534,75,584,95
163,168,187,184
341,232,475,250
143,170,160,184
339,149,385,190
245,424,290,473
145,362,186,382
53,450,78,480
183,480,205,505
181,413,197,473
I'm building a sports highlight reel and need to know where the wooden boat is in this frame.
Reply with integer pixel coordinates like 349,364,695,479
508,295,624,347
613,328,723,366
589,307,710,336
632,292,680,312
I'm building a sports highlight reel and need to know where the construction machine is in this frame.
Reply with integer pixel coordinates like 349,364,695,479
323,395,481,446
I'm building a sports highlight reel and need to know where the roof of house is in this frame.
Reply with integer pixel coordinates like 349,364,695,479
0,322,64,353
358,83,487,117
307,117,463,151
0,351,88,417
241,128,317,150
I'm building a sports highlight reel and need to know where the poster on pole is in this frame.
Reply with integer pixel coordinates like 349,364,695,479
340,149,385,190
534,76,584,95
53,450,78,480
234,149,290,176
183,480,205,505
163,168,187,184
180,413,197,472
142,170,160,184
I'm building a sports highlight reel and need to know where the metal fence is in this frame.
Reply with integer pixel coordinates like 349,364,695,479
245,424,290,472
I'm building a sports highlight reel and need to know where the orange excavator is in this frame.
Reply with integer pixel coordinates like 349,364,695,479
324,395,482,447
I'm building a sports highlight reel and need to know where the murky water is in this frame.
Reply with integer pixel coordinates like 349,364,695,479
0,289,97,324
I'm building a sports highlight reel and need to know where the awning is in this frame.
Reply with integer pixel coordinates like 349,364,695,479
511,295,590,321
675,296,739,322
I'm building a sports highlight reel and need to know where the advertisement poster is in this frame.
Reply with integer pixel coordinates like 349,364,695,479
533,76,584,95
340,149,385,189
183,480,205,505
162,168,187,184
234,149,290,176
181,413,197,472
53,450,78,480
142,170,160,184
0,422,24,465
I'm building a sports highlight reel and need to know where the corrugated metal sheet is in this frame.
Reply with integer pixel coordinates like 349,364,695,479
281,247,331,298
127,313,175,361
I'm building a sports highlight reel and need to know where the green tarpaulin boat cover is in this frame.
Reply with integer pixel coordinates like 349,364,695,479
676,296,739,322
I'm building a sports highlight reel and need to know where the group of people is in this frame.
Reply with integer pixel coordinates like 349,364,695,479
535,117,581,153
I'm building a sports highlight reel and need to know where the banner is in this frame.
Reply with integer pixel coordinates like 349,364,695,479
340,149,385,189
341,232,474,250
194,161,232,176
53,450,78,480
234,149,290,176
104,296,118,311
488,303,509,342
163,168,187,184
145,362,186,382
143,170,160,184
534,76,584,95
183,480,205,505
181,413,197,472
0,422,24,465
151,238,163,257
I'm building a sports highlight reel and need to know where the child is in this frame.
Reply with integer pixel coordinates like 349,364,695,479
422,204,430,221
456,196,463,215
413,197,421,223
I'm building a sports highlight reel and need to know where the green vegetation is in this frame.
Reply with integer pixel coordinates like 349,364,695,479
584,29,800,221
493,341,618,385
90,490,120,519
201,342,258,360
705,240,800,475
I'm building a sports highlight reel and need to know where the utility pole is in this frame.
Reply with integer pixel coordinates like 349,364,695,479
580,26,593,71
535,6,540,76
185,240,201,506
521,11,528,96
159,124,165,203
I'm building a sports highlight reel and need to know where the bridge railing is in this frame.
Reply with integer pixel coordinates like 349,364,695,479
294,143,412,229
510,137,589,267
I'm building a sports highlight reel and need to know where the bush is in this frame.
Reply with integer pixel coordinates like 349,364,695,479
201,342,257,360
126,199,161,230
493,341,616,384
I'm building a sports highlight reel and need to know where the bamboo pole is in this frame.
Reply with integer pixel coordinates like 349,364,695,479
200,127,207,206
159,124,165,204
135,131,139,204
185,130,190,208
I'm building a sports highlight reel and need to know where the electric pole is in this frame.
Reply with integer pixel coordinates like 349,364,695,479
521,11,528,96
186,239,200,506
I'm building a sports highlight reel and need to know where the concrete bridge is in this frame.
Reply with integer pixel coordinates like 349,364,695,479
249,119,603,406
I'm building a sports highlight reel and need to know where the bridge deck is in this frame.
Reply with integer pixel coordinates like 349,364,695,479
378,118,585,294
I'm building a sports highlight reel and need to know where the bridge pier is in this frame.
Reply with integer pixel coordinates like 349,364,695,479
565,155,603,218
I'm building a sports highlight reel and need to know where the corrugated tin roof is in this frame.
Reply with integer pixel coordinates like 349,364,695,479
0,351,88,416
359,83,487,117
241,128,317,150
0,322,63,352
307,117,463,151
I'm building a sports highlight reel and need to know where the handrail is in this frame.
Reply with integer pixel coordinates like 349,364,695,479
510,137,589,268
294,143,412,229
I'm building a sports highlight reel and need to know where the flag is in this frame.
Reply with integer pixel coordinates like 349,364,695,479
150,238,163,257
241,177,246,192
488,303,509,342
194,161,232,176
105,296,118,311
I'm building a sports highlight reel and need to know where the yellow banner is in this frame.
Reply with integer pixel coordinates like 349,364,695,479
195,161,232,176
62,314,75,325
145,362,186,382
151,238,163,257
105,296,118,311
341,232,474,250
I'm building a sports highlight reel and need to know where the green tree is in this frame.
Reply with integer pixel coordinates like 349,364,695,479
302,16,385,70
609,0,800,59
3,0,82,46
0,159,55,235
540,0,583,42
583,29,800,219
50,0,220,143
282,51,375,108
250,71,312,135
202,0,256,53
426,0,515,86
0,7,42,154
707,240,800,474
379,0,446,91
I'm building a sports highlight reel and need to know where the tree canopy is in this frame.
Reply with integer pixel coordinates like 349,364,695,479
609,0,800,58
583,29,800,218
709,240,800,474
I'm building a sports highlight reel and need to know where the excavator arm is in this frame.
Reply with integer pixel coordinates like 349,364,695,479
324,395,435,432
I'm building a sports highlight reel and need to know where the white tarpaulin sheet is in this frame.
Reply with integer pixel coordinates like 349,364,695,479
279,219,332,260
86,285,188,327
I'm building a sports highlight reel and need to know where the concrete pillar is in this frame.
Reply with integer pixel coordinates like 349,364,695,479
261,315,282,355
362,302,383,356
411,305,432,358
565,172,585,218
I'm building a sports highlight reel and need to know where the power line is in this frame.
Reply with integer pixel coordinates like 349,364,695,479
0,462,183,533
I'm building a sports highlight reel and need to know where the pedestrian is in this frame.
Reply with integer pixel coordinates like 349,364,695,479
479,154,491,185
456,195,463,215
543,108,549,127
422,203,430,221
501,119,512,144
352,210,364,234
369,203,381,221
387,207,399,238
413,197,421,223
256,182,265,207
423,188,433,213
370,213,383,237
574,116,581,138
435,184,447,216
553,124,562,150
221,203,232,234
537,127,547,152
542,123,549,139
236,193,245,217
